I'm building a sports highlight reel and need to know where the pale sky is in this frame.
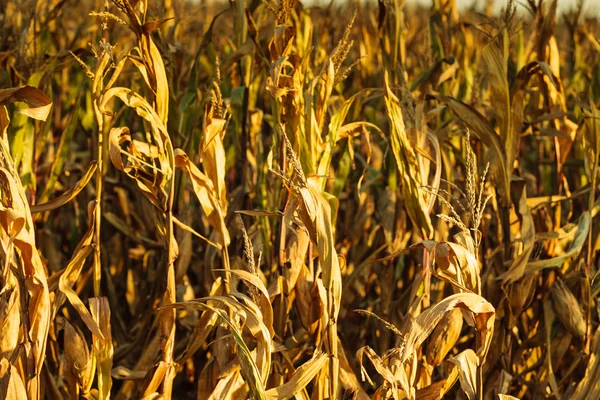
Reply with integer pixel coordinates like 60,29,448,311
306,0,592,14
307,0,595,15
411,0,591,14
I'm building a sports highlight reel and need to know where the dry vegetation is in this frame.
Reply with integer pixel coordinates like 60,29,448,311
1,0,600,398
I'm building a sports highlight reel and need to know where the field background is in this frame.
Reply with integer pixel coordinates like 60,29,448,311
1,0,600,399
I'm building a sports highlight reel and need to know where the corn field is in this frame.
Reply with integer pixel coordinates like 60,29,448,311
0,0,599,398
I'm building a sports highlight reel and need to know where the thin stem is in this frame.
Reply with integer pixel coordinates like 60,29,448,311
162,140,177,397
585,109,599,354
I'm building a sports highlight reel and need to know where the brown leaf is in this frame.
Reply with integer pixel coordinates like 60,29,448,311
0,85,53,121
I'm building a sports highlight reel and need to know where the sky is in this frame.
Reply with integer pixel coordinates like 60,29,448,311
304,0,593,15
410,0,590,14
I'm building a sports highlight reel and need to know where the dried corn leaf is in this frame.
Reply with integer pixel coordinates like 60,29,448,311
356,345,406,399
30,162,98,214
570,328,600,400
174,149,230,246
438,95,510,206
401,293,495,364
90,297,114,400
415,366,460,400
510,60,559,170
208,295,272,384
177,279,223,363
482,41,510,153
0,358,27,399
381,240,480,293
527,211,589,272
207,369,245,400
281,226,310,293
292,177,342,397
265,352,327,399
447,349,479,400
384,73,432,237
202,108,228,211
143,38,169,124
0,286,19,360
223,269,274,337
56,206,103,339
0,164,50,390
426,308,463,366
295,179,342,316
100,87,172,165
117,0,169,123
167,300,267,400
317,89,377,183
338,341,371,400
499,181,535,284
580,99,600,181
